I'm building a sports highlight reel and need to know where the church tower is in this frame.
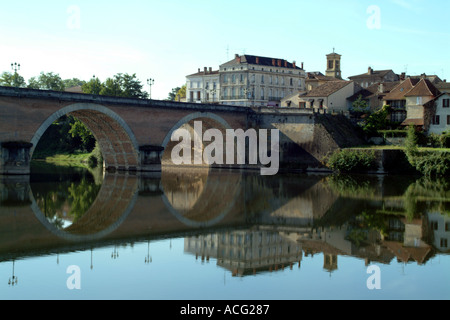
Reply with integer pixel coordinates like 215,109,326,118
326,50,342,79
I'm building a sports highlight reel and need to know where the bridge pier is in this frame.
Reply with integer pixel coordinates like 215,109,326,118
139,145,164,172
0,142,33,175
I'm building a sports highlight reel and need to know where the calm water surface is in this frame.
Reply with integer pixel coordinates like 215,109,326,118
0,162,449,300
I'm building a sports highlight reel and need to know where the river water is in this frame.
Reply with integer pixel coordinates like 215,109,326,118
0,162,449,300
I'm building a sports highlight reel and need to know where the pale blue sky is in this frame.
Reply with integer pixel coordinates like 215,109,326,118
1,0,449,99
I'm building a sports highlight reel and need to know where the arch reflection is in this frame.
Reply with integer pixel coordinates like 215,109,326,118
160,167,242,227
30,164,139,242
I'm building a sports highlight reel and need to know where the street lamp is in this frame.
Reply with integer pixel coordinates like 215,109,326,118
145,241,152,264
208,88,217,103
11,62,20,74
8,260,18,286
147,78,155,99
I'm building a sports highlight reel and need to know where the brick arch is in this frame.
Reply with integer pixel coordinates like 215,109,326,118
30,173,139,242
30,103,140,171
161,112,239,167
160,169,242,228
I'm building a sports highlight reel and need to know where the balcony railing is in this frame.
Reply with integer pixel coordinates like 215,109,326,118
221,95,250,100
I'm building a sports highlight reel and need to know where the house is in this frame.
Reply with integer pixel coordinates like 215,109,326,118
186,67,220,103
347,81,399,112
428,92,450,134
299,80,358,113
305,72,339,92
383,78,421,123
349,67,400,89
401,78,441,131
218,54,306,107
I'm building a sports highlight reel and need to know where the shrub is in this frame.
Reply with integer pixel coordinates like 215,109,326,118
413,151,450,176
326,149,377,173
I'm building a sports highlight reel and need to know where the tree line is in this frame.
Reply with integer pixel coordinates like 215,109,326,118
0,71,149,99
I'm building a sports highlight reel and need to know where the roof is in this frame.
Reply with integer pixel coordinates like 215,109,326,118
306,72,338,82
436,82,450,90
404,78,441,97
384,78,421,101
409,74,442,84
220,54,301,70
349,69,395,79
347,81,400,102
187,69,219,77
303,81,352,97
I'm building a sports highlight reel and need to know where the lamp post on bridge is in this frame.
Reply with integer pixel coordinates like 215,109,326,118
11,62,20,74
10,62,22,88
147,78,155,100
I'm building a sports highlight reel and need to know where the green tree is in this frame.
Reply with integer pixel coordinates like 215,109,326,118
27,72,65,91
0,71,26,88
82,73,148,98
175,85,186,101
167,87,181,101
82,77,103,95
362,105,391,136
63,78,86,89
69,118,96,152
351,95,369,113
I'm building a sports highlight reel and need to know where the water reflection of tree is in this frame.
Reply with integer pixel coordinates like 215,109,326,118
322,174,450,248
33,174,101,229
68,179,102,223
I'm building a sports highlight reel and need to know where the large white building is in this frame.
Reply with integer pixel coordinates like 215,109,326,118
219,54,306,107
186,67,220,103
185,54,306,107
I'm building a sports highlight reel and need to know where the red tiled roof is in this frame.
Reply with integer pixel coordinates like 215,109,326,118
404,78,441,97
303,80,351,97
384,78,421,101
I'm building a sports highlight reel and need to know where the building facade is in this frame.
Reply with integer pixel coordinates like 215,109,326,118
186,67,220,103
299,80,357,113
218,54,306,107
428,92,450,134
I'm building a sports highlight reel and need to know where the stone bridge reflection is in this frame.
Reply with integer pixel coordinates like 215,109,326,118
1,170,449,266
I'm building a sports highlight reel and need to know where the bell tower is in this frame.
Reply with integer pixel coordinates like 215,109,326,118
326,49,342,79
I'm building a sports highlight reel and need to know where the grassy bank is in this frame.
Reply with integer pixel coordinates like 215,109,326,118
37,152,93,168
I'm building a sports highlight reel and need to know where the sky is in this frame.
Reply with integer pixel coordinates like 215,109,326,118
0,0,449,100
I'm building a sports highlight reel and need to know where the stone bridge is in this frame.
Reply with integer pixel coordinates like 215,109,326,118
0,86,364,175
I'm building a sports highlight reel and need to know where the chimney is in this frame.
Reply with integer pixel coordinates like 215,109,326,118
209,67,212,72
204,67,207,74
400,72,406,80
301,62,304,69
278,60,281,67
284,61,288,67
378,83,384,93
198,68,200,73
256,57,259,64
293,61,296,69
368,67,373,75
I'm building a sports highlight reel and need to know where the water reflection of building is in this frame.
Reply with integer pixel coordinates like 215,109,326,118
184,228,302,277
427,212,450,253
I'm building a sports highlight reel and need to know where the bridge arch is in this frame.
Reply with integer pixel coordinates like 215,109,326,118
30,173,139,242
30,103,140,171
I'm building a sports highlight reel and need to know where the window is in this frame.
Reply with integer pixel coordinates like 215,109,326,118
447,115,450,125
443,99,450,108
261,75,264,84
434,115,440,125
441,238,448,248
416,96,423,105
328,60,333,69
